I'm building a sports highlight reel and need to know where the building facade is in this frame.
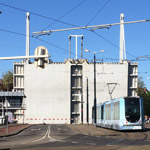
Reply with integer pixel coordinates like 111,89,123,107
0,92,25,124
13,58,138,124
0,12,139,124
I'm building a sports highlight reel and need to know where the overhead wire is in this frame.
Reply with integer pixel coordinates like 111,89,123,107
86,0,111,26
0,2,142,60
81,0,132,59
91,31,137,59
0,2,77,28
0,27,125,62
0,28,84,59
0,27,143,62
42,0,87,31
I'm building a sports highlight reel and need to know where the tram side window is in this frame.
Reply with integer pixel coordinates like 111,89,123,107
105,104,111,120
101,105,104,119
97,105,100,120
113,102,120,120
92,106,94,121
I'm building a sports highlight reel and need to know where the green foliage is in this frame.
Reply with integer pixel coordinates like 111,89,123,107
138,91,150,116
137,76,150,116
1,70,13,91
138,76,145,88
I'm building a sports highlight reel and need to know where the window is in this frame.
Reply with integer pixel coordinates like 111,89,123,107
125,98,140,123
101,105,104,119
113,102,120,120
105,104,111,120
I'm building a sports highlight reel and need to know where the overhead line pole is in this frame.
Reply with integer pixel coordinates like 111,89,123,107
93,53,96,125
33,19,150,36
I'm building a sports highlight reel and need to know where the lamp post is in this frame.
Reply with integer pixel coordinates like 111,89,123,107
85,49,104,125
93,52,96,125
4,99,10,135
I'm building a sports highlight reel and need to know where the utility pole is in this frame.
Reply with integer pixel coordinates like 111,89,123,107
4,99,10,135
68,36,71,59
94,53,97,125
120,13,126,62
85,49,104,125
26,12,30,62
86,78,89,125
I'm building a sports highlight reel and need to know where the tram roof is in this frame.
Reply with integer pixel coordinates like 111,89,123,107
0,91,24,97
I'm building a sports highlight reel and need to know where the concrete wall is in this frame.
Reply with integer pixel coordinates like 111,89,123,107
24,62,71,124
14,60,138,124
82,61,130,124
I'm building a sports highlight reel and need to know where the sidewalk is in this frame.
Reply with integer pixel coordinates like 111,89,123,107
0,124,33,137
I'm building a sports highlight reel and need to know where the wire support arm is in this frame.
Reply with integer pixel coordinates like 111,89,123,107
33,19,150,36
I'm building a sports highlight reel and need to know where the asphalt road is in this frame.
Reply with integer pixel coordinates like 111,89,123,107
0,124,150,150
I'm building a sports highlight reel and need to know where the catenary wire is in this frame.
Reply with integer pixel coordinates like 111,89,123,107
0,28,147,62
0,28,84,59
42,0,87,31
0,2,141,60
91,31,136,59
0,2,78,28
86,0,111,26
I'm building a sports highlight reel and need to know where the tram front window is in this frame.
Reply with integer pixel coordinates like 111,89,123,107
125,98,140,123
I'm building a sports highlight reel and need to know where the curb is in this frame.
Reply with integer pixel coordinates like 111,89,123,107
0,125,35,138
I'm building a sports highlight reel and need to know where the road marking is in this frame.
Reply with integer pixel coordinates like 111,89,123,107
47,125,57,141
72,141,78,144
106,138,125,146
31,128,41,131
58,128,67,131
32,125,57,143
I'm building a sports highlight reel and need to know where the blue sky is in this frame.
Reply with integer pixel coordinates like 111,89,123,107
0,0,150,89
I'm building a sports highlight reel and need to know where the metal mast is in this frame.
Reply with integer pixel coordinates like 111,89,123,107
68,35,84,59
26,12,30,62
120,13,126,62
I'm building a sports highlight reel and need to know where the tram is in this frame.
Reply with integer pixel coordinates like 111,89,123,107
95,97,145,130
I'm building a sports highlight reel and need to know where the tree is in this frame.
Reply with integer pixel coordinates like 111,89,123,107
137,76,145,96
138,76,145,88
1,70,13,91
137,76,150,116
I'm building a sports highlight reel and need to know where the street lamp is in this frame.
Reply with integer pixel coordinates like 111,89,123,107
4,99,10,135
85,48,104,54
85,48,104,125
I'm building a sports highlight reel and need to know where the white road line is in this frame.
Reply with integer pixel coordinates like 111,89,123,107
31,128,41,131
32,126,49,142
48,125,57,141
58,128,67,131
106,138,125,146
72,141,79,144
32,125,58,143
